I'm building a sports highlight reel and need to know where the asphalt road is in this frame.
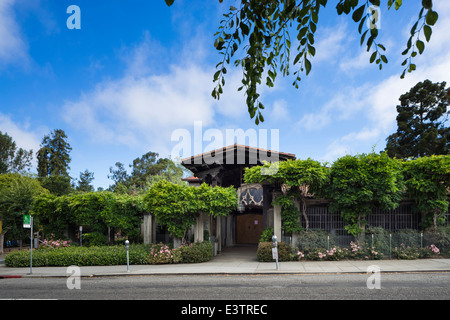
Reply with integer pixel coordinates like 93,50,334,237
1,272,449,301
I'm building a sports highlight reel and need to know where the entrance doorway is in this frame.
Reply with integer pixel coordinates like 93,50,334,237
236,213,263,244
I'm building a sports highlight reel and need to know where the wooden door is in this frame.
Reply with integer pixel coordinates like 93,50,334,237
236,214,263,244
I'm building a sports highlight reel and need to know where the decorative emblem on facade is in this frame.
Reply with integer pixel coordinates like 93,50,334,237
238,184,263,207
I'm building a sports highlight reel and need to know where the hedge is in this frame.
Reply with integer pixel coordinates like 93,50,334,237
5,245,148,267
5,242,214,267
257,242,295,262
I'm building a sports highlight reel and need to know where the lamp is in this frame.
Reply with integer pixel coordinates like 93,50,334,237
237,201,245,213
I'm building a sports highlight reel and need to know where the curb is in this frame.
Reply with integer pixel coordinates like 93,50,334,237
13,268,450,278
0,275,22,279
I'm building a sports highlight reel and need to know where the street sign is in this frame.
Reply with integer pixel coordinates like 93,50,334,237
23,215,31,228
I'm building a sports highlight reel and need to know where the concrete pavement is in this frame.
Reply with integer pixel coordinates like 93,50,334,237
1,246,450,278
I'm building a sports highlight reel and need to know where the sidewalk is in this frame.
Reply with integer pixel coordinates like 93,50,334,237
1,247,450,278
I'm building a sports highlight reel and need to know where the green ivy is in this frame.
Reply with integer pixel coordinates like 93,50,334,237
143,180,237,239
402,155,450,229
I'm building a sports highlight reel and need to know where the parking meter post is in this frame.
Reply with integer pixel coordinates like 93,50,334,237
125,240,130,272
272,235,279,270
30,216,33,275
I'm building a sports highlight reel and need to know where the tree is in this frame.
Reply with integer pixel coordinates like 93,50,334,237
76,169,95,192
108,152,187,193
402,155,450,230
0,174,48,253
108,162,129,192
0,131,33,174
386,80,449,158
325,152,404,239
166,0,440,124
37,129,72,178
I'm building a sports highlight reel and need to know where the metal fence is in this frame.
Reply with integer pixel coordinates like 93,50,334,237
298,204,448,248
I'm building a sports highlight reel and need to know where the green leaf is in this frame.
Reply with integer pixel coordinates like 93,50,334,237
422,0,432,10
423,25,432,42
369,51,377,63
360,30,368,46
308,44,316,56
425,10,438,26
240,22,250,36
305,58,312,75
352,5,366,23
416,39,425,54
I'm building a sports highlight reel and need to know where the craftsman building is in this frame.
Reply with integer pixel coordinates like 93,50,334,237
180,144,295,251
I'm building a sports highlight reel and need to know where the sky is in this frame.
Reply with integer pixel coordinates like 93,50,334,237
0,0,449,190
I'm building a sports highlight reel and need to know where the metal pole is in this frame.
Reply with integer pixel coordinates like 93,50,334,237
389,233,392,259
420,232,423,248
272,235,278,271
30,216,33,275
125,240,130,272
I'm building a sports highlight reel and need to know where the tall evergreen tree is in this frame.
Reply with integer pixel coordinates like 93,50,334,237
37,129,72,177
76,169,95,192
385,80,449,159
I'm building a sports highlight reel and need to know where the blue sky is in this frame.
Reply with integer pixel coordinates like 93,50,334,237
1,0,449,190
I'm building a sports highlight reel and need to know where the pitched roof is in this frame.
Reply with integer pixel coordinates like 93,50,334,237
181,143,295,166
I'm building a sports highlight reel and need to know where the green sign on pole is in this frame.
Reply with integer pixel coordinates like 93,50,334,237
23,215,31,228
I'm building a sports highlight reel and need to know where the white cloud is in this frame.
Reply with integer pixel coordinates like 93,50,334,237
63,64,216,147
0,113,44,159
0,0,30,68
339,50,372,74
313,23,349,64
297,84,369,131
269,99,289,122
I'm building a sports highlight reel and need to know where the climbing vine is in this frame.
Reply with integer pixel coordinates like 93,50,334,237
143,180,237,239
244,158,329,231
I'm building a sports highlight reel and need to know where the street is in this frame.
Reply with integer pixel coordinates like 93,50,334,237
1,272,449,300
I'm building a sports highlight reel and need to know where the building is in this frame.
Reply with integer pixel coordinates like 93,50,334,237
141,144,294,252
181,144,295,251
141,144,449,252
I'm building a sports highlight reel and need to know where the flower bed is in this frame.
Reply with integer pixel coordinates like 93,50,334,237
256,241,440,262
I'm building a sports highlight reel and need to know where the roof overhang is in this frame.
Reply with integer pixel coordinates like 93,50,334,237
181,144,295,174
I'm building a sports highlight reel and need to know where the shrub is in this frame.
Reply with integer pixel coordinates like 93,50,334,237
83,232,108,246
178,241,213,263
392,245,420,260
146,241,213,264
392,244,440,259
40,233,72,249
147,243,181,264
5,245,149,267
259,227,274,243
392,229,421,248
348,241,383,260
424,227,450,254
296,229,335,252
256,242,294,262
